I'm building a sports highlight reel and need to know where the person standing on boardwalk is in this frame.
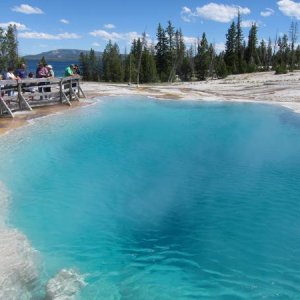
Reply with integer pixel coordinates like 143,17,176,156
47,65,55,78
64,64,76,77
74,65,81,75
4,67,20,96
36,63,49,79
4,67,19,80
64,64,78,92
16,63,27,79
43,64,54,95
36,63,49,99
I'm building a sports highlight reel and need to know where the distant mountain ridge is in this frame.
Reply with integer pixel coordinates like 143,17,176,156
23,49,102,62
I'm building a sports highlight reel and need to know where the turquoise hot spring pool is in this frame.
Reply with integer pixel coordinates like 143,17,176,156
1,97,300,299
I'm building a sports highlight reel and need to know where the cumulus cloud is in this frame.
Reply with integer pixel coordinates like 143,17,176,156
12,4,43,14
196,3,250,23
260,8,275,17
278,0,300,19
19,31,81,40
104,24,116,29
0,21,28,31
181,7,196,22
181,3,250,23
89,29,140,42
60,19,70,24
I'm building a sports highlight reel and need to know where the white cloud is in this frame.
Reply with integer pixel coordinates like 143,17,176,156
278,0,300,19
260,8,275,17
215,42,226,53
183,36,198,46
92,42,100,47
104,24,115,29
182,3,250,23
241,20,256,28
19,31,81,40
58,32,81,39
89,29,140,42
181,6,196,22
0,21,29,31
60,19,70,24
241,20,263,28
196,3,250,23
12,4,43,14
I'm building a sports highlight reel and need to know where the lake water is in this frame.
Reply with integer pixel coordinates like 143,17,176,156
1,97,300,299
26,60,78,78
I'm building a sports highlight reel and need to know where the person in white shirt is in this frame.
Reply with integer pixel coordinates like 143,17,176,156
46,65,55,78
5,67,19,80
4,67,19,96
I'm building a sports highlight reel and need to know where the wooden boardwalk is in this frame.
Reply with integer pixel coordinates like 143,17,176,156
0,77,86,118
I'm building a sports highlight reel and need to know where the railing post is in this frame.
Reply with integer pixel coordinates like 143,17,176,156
69,78,72,102
78,78,86,99
17,81,22,109
60,79,63,103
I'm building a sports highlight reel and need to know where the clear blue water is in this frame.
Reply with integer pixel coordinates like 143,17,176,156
1,97,300,299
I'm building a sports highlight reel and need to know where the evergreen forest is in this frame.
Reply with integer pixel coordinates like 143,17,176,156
80,15,300,83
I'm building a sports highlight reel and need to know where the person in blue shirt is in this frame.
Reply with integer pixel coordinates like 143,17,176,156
16,63,27,79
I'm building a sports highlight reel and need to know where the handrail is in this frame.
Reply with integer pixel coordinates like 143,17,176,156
0,76,85,118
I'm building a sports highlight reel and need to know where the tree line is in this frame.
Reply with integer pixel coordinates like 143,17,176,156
0,19,299,82
80,16,300,83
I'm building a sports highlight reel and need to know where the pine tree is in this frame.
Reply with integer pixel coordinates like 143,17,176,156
155,23,169,81
245,23,259,70
136,34,146,85
124,48,130,83
187,45,196,79
224,21,237,73
175,29,186,80
89,49,100,81
236,11,245,73
102,41,123,82
258,39,267,70
79,52,89,80
215,53,228,78
274,35,289,74
166,21,176,82
282,34,290,67
208,43,216,78
140,47,157,83
181,56,192,81
0,26,8,72
39,56,47,65
6,25,18,69
296,45,300,67
195,33,210,80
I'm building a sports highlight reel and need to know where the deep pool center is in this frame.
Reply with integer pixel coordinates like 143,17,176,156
1,96,300,299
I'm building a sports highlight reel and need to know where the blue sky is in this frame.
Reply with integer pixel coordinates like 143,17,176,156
0,0,299,55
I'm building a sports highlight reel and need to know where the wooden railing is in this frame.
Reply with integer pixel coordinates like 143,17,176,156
0,77,86,118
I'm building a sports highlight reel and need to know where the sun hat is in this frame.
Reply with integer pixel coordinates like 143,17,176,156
47,65,53,69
